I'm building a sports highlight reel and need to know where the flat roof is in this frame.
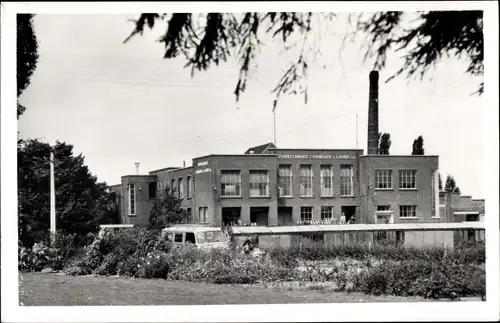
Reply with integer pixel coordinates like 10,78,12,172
162,226,223,233
360,155,439,158
230,222,484,235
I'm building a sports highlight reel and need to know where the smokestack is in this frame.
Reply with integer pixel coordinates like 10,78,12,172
183,160,186,168
135,162,140,175
367,71,379,155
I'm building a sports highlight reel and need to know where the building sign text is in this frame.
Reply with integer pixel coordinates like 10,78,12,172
278,154,356,160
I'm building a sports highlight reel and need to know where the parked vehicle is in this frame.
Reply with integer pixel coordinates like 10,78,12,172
161,225,230,250
98,224,134,238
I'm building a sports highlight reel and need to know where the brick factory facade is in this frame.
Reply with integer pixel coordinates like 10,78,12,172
110,71,484,227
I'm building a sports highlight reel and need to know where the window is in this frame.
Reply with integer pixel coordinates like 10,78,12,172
249,170,269,197
340,164,353,196
300,206,313,223
178,178,184,199
148,182,157,199
157,181,162,193
399,170,417,189
128,184,136,215
220,170,241,196
320,165,334,196
199,207,208,223
174,233,183,243
377,205,391,211
186,208,192,222
278,165,293,196
171,179,176,196
375,170,392,189
185,232,196,244
187,176,192,198
300,165,313,197
321,206,334,220
400,205,417,218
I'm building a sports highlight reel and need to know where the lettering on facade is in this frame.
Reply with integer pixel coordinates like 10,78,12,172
197,161,209,167
277,154,356,160
195,168,212,174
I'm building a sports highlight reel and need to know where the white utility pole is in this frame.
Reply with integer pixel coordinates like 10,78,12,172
356,113,359,151
49,151,56,241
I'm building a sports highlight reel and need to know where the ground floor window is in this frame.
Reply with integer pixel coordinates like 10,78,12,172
300,206,313,223
321,206,334,220
399,205,417,218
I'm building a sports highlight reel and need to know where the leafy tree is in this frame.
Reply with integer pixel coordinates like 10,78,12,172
412,135,425,155
123,11,483,107
17,14,39,119
18,139,117,247
444,175,461,194
378,132,391,155
148,187,188,229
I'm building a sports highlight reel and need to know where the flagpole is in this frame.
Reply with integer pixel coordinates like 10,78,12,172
50,150,56,243
273,110,277,147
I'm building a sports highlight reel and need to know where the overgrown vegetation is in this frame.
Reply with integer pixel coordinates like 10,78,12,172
18,229,486,300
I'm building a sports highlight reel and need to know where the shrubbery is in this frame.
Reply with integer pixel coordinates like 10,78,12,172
19,229,486,300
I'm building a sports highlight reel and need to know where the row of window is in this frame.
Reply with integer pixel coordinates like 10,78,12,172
375,170,417,190
377,205,417,218
222,164,355,198
155,176,193,200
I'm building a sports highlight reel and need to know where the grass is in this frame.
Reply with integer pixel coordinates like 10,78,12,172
19,273,437,306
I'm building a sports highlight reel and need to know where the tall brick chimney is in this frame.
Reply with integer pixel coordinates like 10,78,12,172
367,71,379,155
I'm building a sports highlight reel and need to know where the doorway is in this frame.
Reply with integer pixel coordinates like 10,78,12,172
250,207,269,226
222,207,241,226
341,206,357,224
278,207,293,226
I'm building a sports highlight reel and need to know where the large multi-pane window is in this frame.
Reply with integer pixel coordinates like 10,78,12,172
320,165,334,196
220,170,241,196
300,165,313,197
399,170,417,189
340,164,353,196
375,170,392,189
399,205,417,218
300,206,313,223
278,165,293,196
187,176,192,198
128,184,136,215
178,178,184,199
249,170,269,197
321,206,334,220
171,179,176,197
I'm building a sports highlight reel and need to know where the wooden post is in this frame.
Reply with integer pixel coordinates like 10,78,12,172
50,151,56,244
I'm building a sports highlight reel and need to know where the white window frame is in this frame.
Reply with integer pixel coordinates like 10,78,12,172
340,164,354,196
187,176,192,198
249,170,270,197
300,165,314,197
128,184,136,216
220,170,241,197
178,178,184,199
321,206,334,220
375,169,393,189
300,206,313,223
278,165,293,197
399,205,417,218
320,165,334,197
399,170,417,189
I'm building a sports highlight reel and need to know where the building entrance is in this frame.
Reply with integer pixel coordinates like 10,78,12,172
341,206,357,224
222,207,241,226
250,207,269,226
278,207,293,226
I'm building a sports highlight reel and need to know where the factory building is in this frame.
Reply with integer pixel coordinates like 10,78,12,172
110,71,484,227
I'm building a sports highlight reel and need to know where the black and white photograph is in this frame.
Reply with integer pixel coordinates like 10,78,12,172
1,1,499,322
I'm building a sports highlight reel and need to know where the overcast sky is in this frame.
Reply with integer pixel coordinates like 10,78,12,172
18,13,486,198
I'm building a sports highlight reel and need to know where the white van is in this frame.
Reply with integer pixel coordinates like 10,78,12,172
161,225,229,250
98,224,134,238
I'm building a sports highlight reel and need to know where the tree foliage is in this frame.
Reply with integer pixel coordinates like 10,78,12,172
124,11,483,107
378,132,391,155
148,187,188,229
18,139,118,247
444,175,461,194
412,135,425,155
17,14,39,119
